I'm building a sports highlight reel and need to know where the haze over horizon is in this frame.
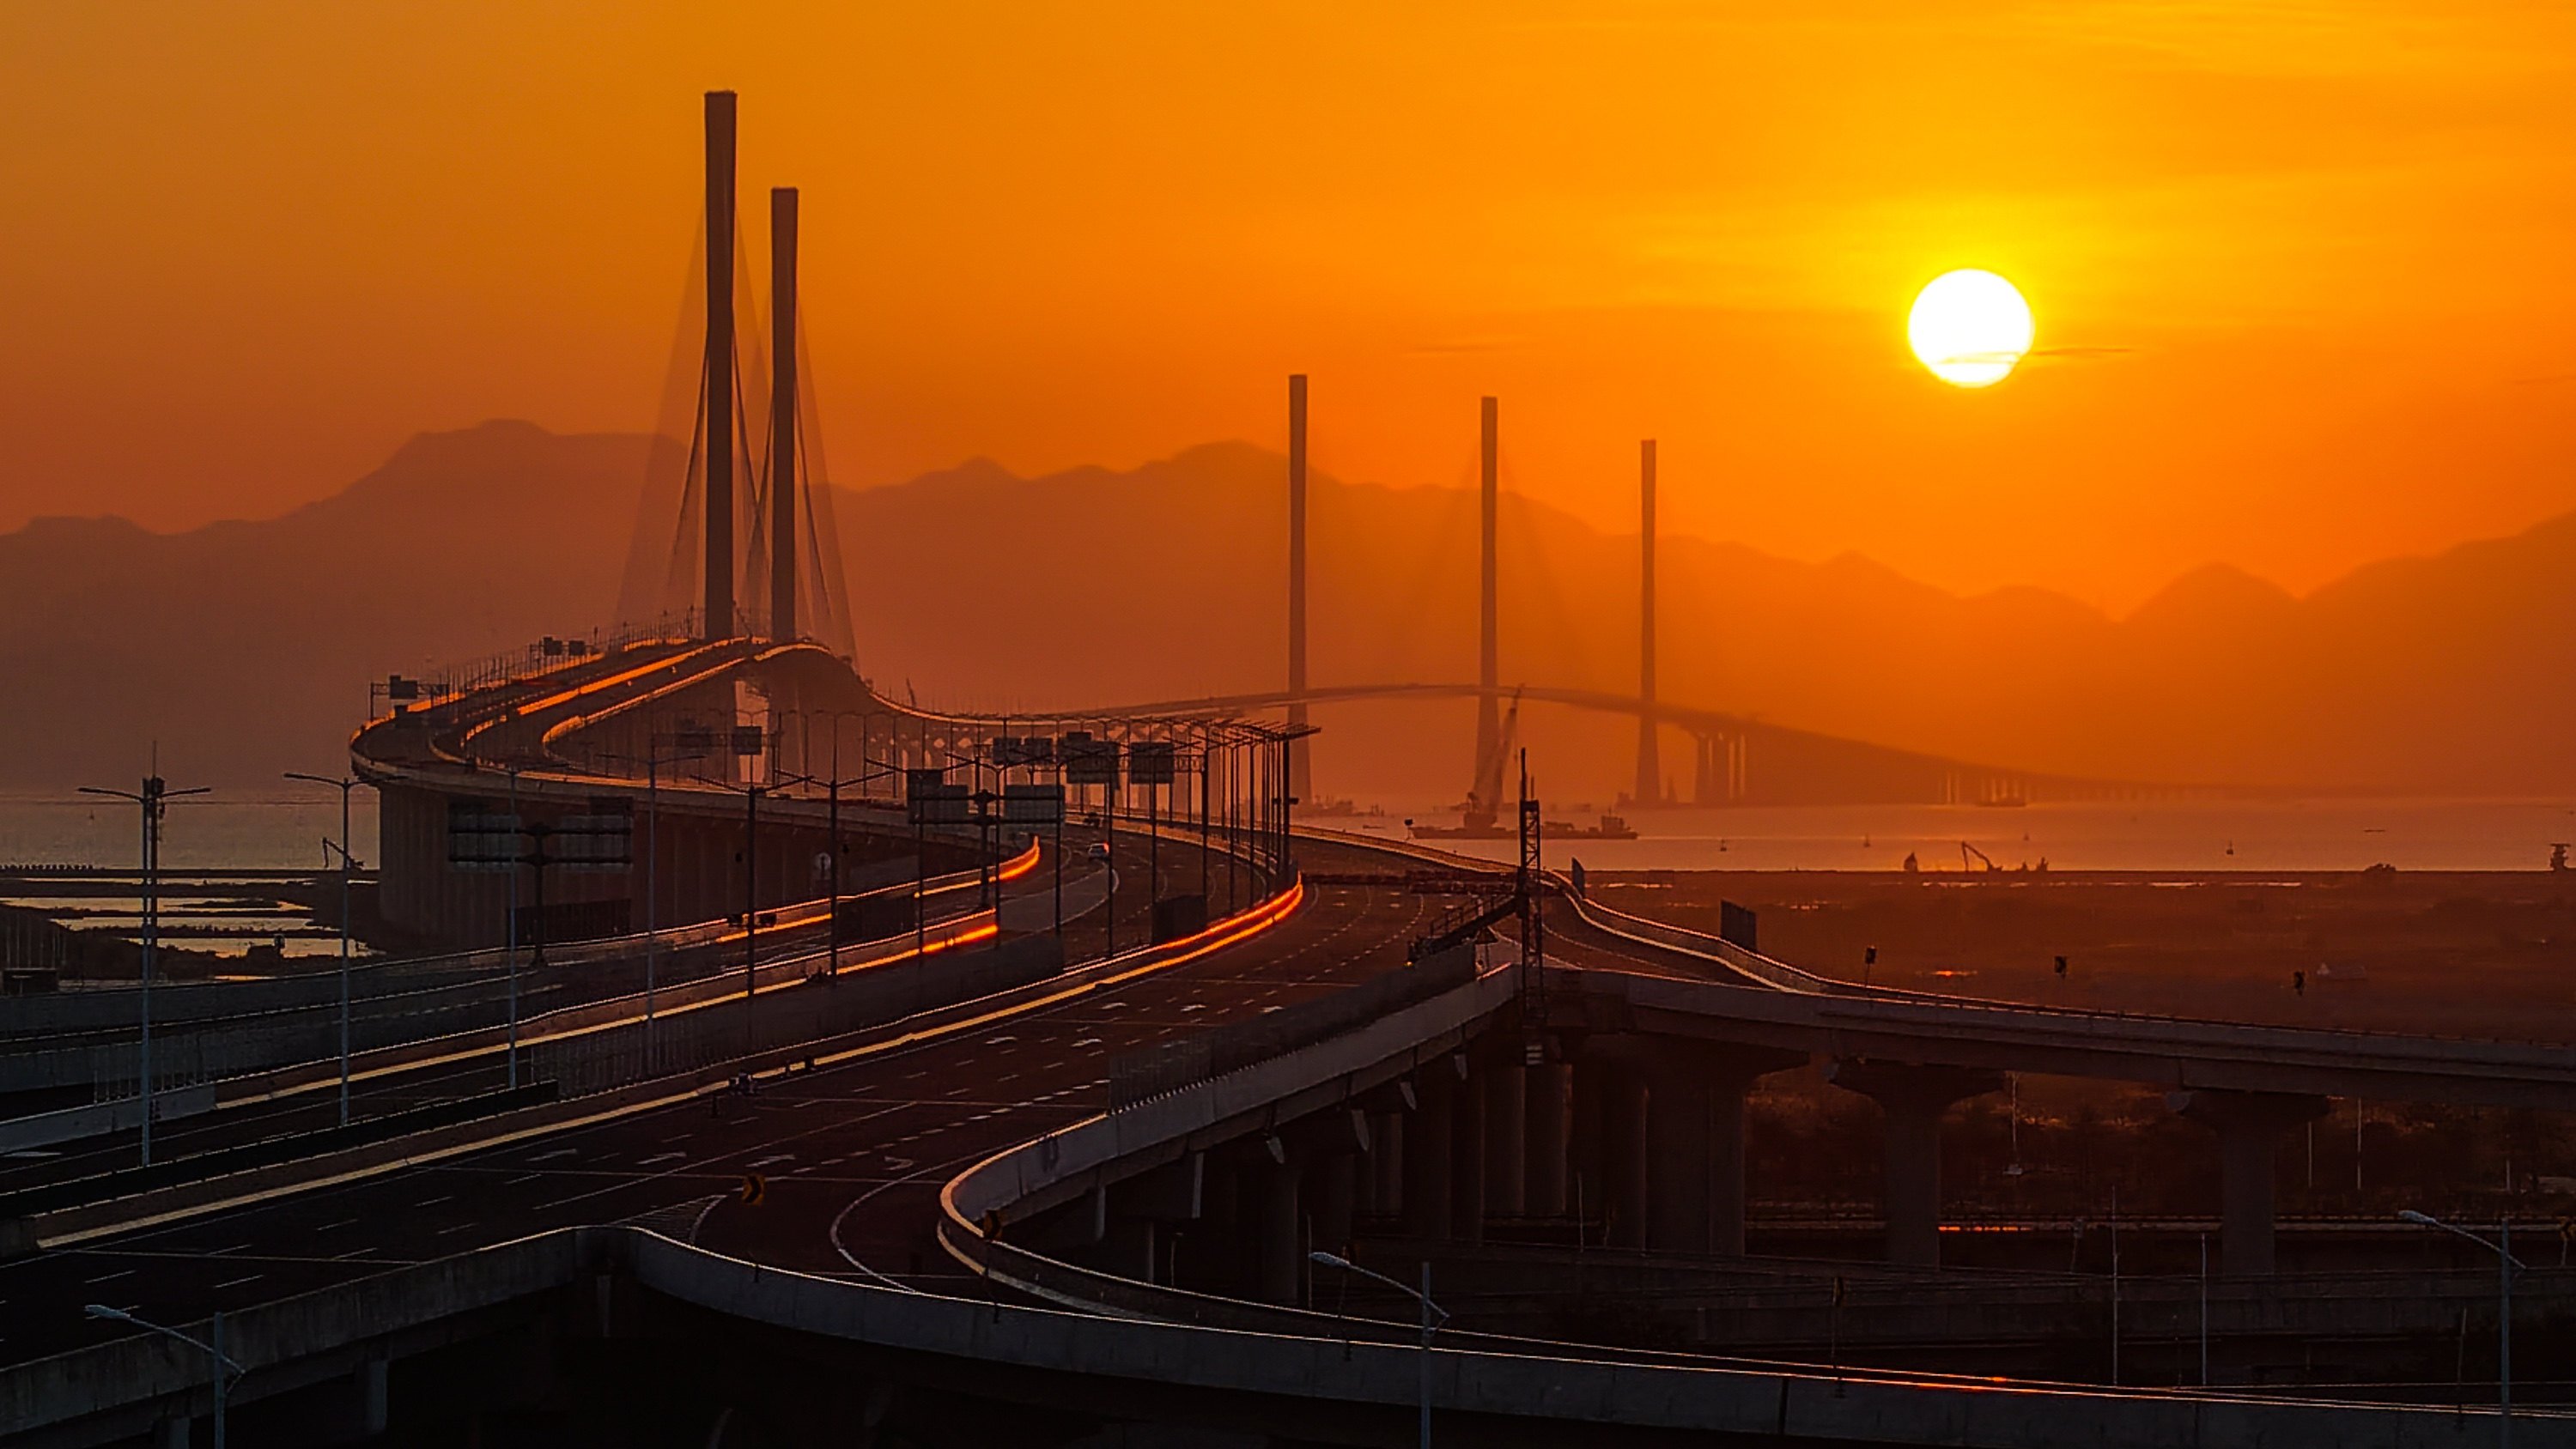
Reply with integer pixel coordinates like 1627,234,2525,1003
7,417,2573,803
7,3,2575,613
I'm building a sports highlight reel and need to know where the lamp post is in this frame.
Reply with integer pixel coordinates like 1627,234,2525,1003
2403,1210,2523,1448
1309,1252,1447,1449
85,1304,242,1449
79,773,208,1167
283,771,364,1128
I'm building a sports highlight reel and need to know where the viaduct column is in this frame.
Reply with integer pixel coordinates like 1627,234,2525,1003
1249,1141,1303,1307
1583,1060,1650,1249
1827,1059,2002,1268
1285,375,1310,803
1635,1041,1801,1256
1404,1058,1456,1241
1633,440,1661,807
2172,1089,2329,1276
1448,1054,1488,1242
768,186,799,640
1483,1053,1527,1218
1524,1058,1571,1216
702,90,737,640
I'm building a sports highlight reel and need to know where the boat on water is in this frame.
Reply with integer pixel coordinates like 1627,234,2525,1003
1412,813,1637,841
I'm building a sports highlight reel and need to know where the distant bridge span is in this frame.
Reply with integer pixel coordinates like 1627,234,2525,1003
1042,680,2205,808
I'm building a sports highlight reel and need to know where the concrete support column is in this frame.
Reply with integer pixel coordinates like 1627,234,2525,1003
1525,1059,1571,1216
1484,1058,1527,1217
1405,1064,1455,1241
1643,1061,1712,1254
360,1356,389,1437
1449,1056,1487,1243
2171,1089,2330,1276
1108,1151,1202,1288
1709,1073,1753,1258
1100,1216,1158,1283
1309,1151,1358,1257
1570,1058,1608,1228
1601,1066,1649,1249
1251,1146,1303,1307
1827,1060,2002,1269
1372,1111,1405,1219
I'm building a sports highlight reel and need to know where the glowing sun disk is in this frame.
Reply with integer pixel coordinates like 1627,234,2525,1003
1909,270,2033,388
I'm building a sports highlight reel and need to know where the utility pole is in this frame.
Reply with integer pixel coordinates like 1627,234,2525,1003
80,771,207,1166
285,771,365,1128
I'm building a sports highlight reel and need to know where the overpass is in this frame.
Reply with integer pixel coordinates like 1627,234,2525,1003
6,87,2561,1447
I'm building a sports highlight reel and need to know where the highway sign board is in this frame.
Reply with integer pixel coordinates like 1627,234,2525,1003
1127,742,1176,786
1061,734,1119,785
1003,784,1066,825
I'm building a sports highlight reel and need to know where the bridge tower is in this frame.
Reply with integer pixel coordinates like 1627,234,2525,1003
1633,440,1661,807
1470,397,1504,821
1285,374,1309,803
702,90,738,640
769,185,799,640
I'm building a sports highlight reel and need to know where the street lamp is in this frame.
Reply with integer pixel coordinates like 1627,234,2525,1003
1309,1251,1447,1449
2401,1209,2524,1448
283,771,366,1129
85,1304,243,1449
78,773,209,1167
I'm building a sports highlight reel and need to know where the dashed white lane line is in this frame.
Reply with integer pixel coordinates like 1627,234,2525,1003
640,1152,686,1167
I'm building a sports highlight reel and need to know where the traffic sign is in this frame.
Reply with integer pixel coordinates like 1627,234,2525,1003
739,1173,767,1206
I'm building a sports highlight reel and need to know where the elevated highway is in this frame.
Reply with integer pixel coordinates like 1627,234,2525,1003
11,644,2576,1444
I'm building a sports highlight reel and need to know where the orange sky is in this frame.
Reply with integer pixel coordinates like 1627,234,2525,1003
3,0,2572,610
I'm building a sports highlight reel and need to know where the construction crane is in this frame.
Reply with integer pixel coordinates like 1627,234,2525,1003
1959,840,1998,872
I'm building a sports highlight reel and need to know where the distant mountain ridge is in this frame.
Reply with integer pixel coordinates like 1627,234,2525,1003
2,420,2569,797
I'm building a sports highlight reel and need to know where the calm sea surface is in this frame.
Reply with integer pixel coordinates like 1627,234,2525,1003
7,792,2573,876
0,793,385,872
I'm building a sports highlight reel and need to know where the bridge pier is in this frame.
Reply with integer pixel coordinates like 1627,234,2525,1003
2171,1089,2330,1276
1108,1152,1203,1286
1524,1058,1571,1216
1626,1042,1803,1255
1404,1058,1457,1241
1576,1059,1649,1248
1449,1053,1488,1243
1249,1140,1303,1307
1483,1056,1527,1218
1827,1059,2003,1268
1369,1108,1405,1218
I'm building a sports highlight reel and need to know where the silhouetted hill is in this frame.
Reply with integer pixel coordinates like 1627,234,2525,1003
5,421,2571,798
0,421,652,788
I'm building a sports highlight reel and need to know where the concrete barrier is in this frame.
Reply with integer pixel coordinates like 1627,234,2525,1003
0,1086,216,1155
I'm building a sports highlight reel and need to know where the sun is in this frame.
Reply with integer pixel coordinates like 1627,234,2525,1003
1908,270,2034,388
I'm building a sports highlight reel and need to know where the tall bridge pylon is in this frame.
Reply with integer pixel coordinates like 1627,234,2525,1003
617,91,853,658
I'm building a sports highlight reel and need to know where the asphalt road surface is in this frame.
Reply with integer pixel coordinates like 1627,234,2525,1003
0,834,1437,1367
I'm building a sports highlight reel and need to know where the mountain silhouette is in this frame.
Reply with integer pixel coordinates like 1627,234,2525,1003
3,421,2568,798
